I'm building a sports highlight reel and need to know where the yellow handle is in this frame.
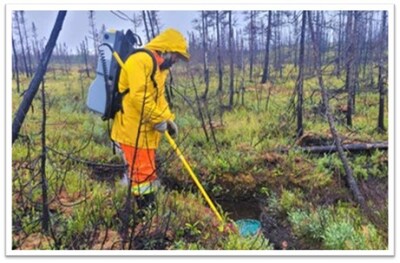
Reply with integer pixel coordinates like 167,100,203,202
164,131,224,223
112,51,127,72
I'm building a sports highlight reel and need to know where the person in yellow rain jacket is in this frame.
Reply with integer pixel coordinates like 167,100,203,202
111,28,190,211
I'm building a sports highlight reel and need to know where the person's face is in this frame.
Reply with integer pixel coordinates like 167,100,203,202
167,53,180,65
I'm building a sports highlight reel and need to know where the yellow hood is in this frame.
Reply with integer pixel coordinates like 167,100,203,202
145,28,190,61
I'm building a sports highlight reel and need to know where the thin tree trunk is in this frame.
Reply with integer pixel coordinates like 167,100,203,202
190,71,209,142
12,38,21,93
142,11,150,42
40,79,50,232
201,11,210,99
14,12,30,77
296,11,306,138
345,11,354,127
261,11,272,84
378,11,387,132
146,11,155,38
228,11,235,109
20,11,33,77
88,11,98,63
216,11,223,94
12,11,67,144
352,12,360,114
249,11,255,82
307,11,366,209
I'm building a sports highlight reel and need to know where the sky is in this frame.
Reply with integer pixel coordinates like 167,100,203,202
21,11,198,52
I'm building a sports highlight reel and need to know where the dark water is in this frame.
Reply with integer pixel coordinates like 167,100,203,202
217,198,261,221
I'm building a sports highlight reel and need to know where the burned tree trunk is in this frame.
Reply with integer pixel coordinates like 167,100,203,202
228,11,235,109
216,11,223,95
146,11,156,38
88,11,99,63
14,11,30,77
378,11,387,132
249,11,255,82
12,37,21,93
12,11,67,144
201,11,210,99
142,11,151,43
307,11,366,210
40,79,50,233
261,11,272,84
335,11,343,77
296,11,306,138
289,142,388,154
20,11,34,77
345,11,355,127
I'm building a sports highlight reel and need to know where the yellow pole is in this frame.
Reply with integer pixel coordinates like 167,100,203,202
111,51,127,72
164,131,224,223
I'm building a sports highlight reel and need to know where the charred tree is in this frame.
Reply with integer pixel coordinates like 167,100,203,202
228,11,235,109
20,11,34,77
40,79,50,233
248,11,256,82
31,22,41,66
12,37,21,93
149,11,160,35
352,12,361,113
307,11,366,210
261,11,272,84
88,11,99,63
146,11,156,38
378,11,387,132
345,11,355,127
14,11,30,77
295,11,306,138
142,11,151,42
80,37,90,77
335,11,343,77
12,11,67,144
216,11,223,95
201,11,210,99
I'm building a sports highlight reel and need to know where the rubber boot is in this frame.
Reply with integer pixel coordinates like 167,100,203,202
135,193,155,218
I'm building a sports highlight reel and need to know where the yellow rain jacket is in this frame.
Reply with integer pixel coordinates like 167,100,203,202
111,28,189,149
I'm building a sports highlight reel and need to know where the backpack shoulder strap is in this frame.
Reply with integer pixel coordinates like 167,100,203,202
130,48,158,89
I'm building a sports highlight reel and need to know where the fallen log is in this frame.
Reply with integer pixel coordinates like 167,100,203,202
298,142,388,154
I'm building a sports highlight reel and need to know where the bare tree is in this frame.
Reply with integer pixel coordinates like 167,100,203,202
335,11,343,77
296,11,306,138
248,11,256,82
20,11,34,76
12,38,21,93
80,37,90,77
261,11,272,84
378,11,387,132
12,11,67,144
228,11,235,109
40,79,50,232
146,11,156,38
13,11,30,77
216,11,223,95
88,11,99,63
307,11,366,209
201,11,210,99
31,22,41,66
142,11,151,42
345,11,355,127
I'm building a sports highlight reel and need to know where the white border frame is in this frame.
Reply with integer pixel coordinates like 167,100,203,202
5,2,395,257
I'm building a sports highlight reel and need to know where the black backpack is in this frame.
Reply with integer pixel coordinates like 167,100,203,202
88,29,157,121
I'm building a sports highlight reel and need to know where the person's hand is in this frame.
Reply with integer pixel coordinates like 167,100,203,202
166,120,178,137
154,121,167,133
154,120,178,137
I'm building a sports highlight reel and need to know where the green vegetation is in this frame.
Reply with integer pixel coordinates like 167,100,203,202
11,61,388,250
